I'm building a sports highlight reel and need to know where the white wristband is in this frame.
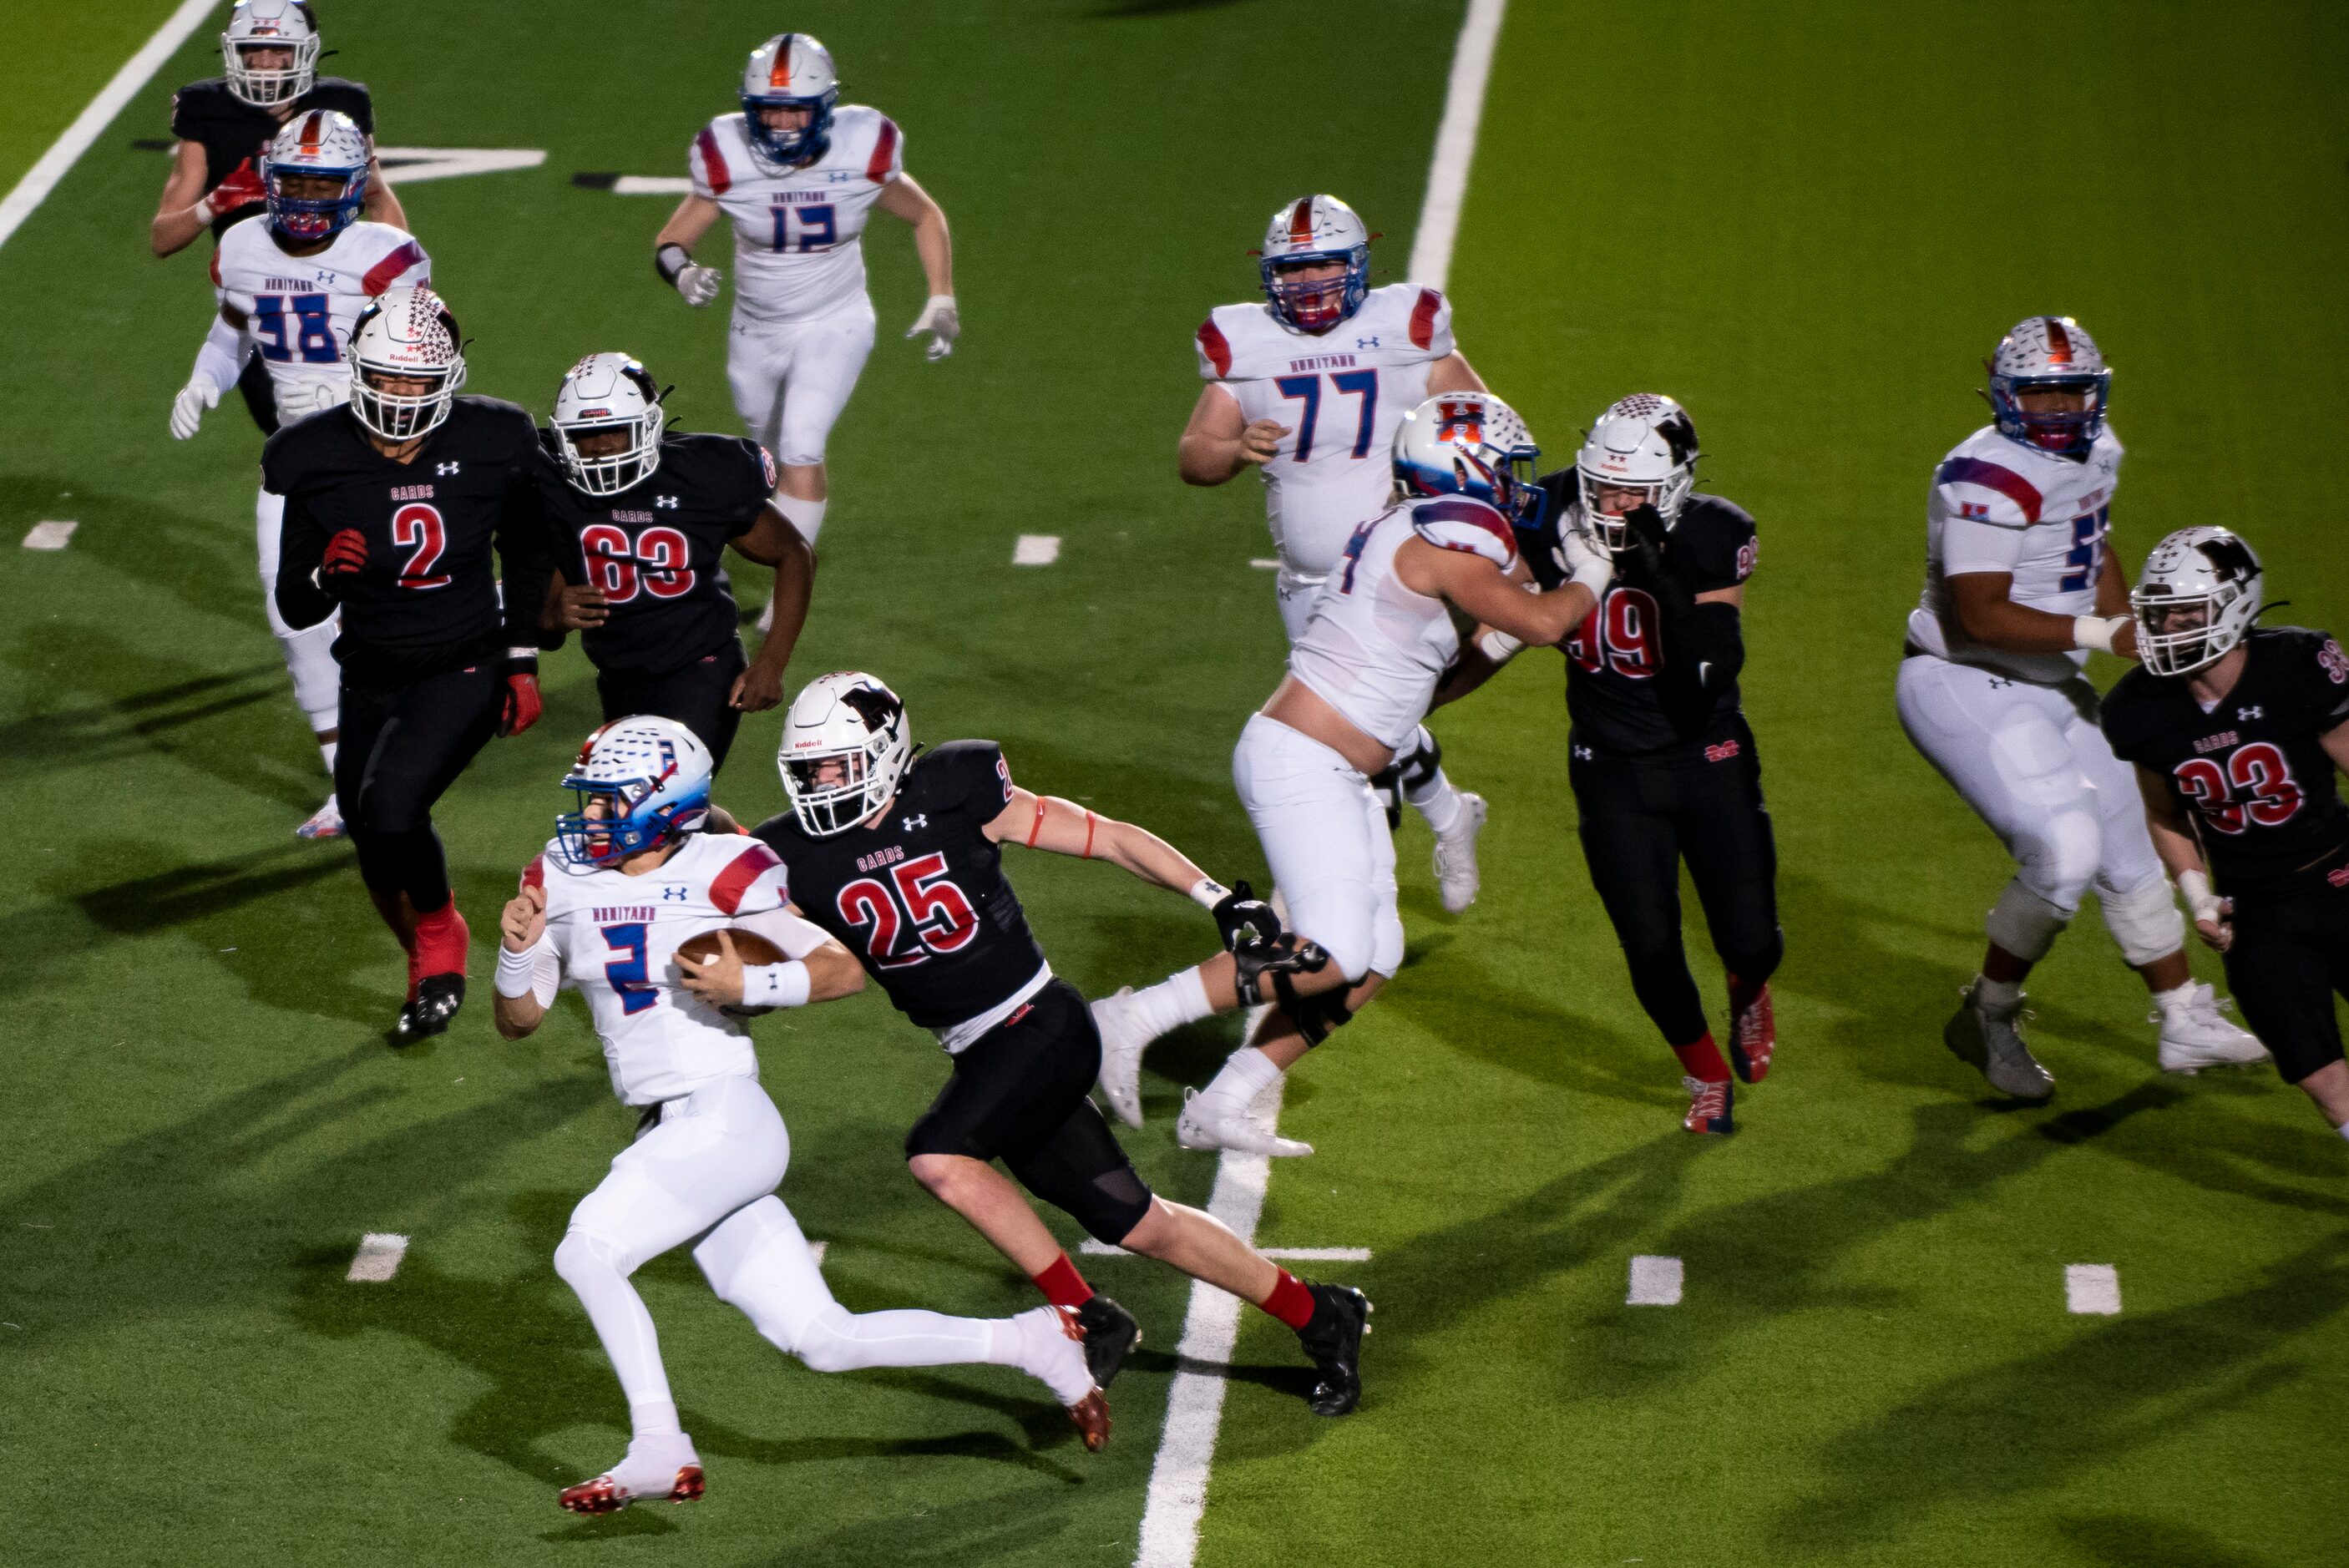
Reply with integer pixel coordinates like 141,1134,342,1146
192,194,215,225
494,936,553,999
1189,877,1231,911
1571,558,1614,598
742,959,812,1009
2073,615,2128,655
2177,868,2225,923
1479,629,1524,663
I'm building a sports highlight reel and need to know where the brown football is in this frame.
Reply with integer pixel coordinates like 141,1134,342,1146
676,928,787,969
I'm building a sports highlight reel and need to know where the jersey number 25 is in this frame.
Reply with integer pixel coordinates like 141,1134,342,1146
837,852,977,969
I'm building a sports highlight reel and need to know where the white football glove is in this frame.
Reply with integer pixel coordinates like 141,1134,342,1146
1557,524,1614,597
170,375,221,440
275,378,342,422
906,294,959,361
676,263,723,307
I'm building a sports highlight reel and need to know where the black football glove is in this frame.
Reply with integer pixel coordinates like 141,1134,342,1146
1617,503,1672,582
1211,880,1283,951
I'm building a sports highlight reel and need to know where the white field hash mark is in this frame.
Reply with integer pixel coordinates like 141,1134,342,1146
2066,1263,2122,1315
1013,534,1061,566
1627,1255,1683,1306
613,175,695,196
346,1233,410,1283
23,520,77,550
1082,1240,1369,1262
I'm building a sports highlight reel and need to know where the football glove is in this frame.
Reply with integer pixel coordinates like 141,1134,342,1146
275,379,342,422
676,263,723,307
169,375,221,440
1557,523,1613,598
1233,932,1330,1008
321,528,368,584
500,664,543,737
1617,503,1672,581
906,295,959,361
1210,880,1283,951
195,159,268,224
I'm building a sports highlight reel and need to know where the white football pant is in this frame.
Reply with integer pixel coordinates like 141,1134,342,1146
726,301,877,469
1233,713,1404,985
255,488,339,735
554,1072,1046,1434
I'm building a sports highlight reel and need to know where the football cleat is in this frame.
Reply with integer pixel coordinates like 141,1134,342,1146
1074,1294,1141,1389
295,794,344,840
1431,792,1487,914
2153,983,2270,1074
1091,987,1151,1127
1683,1075,1735,1135
1295,1283,1371,1416
1177,1086,1314,1158
1030,1306,1111,1453
1728,980,1775,1084
558,1432,706,1515
1942,982,2054,1100
394,974,464,1044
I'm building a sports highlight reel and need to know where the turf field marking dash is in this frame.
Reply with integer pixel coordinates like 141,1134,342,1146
1627,1255,1683,1306
346,1233,410,1283
1013,534,1061,566
1248,559,1279,570
2065,1263,2121,1315
23,520,77,550
1082,1241,1369,1262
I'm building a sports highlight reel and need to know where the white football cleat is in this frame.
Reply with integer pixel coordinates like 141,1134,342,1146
1091,987,1150,1128
1177,1087,1314,1158
1432,792,1487,913
2154,983,2269,1074
296,794,345,840
557,1432,705,1515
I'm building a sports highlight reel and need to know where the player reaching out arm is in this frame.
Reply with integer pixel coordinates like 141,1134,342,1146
651,33,955,547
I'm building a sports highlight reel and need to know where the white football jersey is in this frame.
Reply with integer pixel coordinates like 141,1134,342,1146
214,218,429,409
1196,283,1457,580
1287,495,1516,751
688,105,902,325
524,832,818,1105
1908,422,2125,684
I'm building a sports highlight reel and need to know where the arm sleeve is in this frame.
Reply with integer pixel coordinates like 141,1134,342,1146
1666,600,1745,701
2289,633,2349,729
191,310,244,392
272,487,337,631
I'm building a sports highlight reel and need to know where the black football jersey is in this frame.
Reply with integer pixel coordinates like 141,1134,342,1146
753,741,1048,1030
266,397,553,686
170,77,375,240
2103,627,2349,897
536,432,774,676
1524,475,1758,757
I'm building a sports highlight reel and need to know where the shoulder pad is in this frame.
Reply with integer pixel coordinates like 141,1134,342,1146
1934,453,2043,525
1410,497,1516,569
1363,283,1450,353
709,837,787,916
921,739,1015,814
1198,303,1287,379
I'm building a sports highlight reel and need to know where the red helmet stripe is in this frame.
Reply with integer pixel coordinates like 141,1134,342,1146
770,35,794,89
1288,199,1315,245
299,110,322,154
2043,317,2073,365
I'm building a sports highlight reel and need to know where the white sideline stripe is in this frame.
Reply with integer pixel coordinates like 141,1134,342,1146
1248,558,1279,570
1627,1254,1683,1307
613,175,694,196
1132,1076,1285,1568
1082,1240,1369,1262
1405,0,1508,291
0,0,219,255
2066,1263,2121,1315
373,147,547,185
23,520,77,550
1013,534,1061,566
346,1232,409,1283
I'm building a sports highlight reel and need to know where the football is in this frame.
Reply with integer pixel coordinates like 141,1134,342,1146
675,927,787,969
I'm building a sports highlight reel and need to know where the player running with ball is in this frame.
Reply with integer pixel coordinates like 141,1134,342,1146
494,716,1108,1515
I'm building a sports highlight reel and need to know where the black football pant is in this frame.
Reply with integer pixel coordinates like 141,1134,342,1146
1571,731,1783,1049
905,978,1157,1245
595,641,747,770
336,661,503,915
2221,877,2349,1085
236,348,279,435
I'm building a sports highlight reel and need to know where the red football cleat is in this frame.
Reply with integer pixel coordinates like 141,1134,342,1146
558,1434,705,1515
1683,1075,1735,1135
1728,979,1775,1084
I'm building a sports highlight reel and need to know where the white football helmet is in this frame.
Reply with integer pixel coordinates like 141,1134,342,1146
1575,393,1702,555
556,716,715,868
778,672,914,837
552,352,665,497
2131,527,2264,676
348,288,465,443
741,33,840,164
1987,316,2110,458
261,109,368,242
1392,392,1539,518
1257,195,1373,332
222,0,321,108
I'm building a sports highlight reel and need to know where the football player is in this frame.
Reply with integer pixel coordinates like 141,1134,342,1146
535,352,815,768
152,0,405,432
170,110,433,839
2103,531,2349,1132
494,716,1109,1515
1179,195,1492,912
270,288,554,1042
652,33,957,549
1897,317,2264,1100
1098,393,1607,1151
751,673,1373,1416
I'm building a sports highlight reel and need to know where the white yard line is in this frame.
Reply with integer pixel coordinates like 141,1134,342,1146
1405,0,1509,291
1627,1255,1683,1306
1013,534,1061,566
23,520,78,550
1083,1240,1369,1263
372,147,546,185
1248,558,1280,570
346,1232,410,1283
0,0,219,255
2065,1263,2122,1315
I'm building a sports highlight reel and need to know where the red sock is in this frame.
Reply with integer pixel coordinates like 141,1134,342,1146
1672,1032,1732,1084
1030,1252,1093,1310
1259,1268,1315,1331
412,901,469,977
1728,973,1764,1013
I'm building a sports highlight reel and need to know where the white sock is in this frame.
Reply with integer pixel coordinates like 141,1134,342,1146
774,493,827,544
1974,975,2024,1013
628,1397,681,1438
554,1231,678,1438
1400,726,1466,833
318,738,338,774
1129,967,1213,1039
2151,982,2197,1014
1201,1044,1282,1111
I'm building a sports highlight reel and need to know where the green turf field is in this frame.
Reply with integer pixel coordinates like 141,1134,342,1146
3,3,2347,1565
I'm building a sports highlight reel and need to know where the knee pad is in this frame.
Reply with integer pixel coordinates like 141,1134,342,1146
554,1225,635,1287
1984,878,2073,964
1271,968,1354,1046
2098,876,2185,968
279,617,341,731
1399,726,1443,795
1233,932,1334,1004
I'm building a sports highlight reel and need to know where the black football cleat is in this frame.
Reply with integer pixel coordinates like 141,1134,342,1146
1075,1294,1141,1388
1297,1283,1371,1416
394,974,465,1044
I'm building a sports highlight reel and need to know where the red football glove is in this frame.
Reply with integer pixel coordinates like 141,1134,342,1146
501,672,543,737
211,158,267,215
321,528,368,583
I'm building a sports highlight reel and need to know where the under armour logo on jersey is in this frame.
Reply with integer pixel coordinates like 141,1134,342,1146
1572,744,1593,761
436,461,460,476
2239,705,2264,721
1987,675,2014,690
661,885,689,901
656,495,680,508
902,813,929,831
1355,335,1382,349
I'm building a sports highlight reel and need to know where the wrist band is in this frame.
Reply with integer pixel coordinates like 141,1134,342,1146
656,243,692,285
1479,629,1523,663
1570,559,1613,596
742,960,812,1009
494,937,550,999
2178,868,2224,922
1189,877,1230,911
2073,615,2126,654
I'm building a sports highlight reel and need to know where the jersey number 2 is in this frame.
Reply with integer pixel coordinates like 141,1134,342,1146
392,503,451,589
837,852,978,969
